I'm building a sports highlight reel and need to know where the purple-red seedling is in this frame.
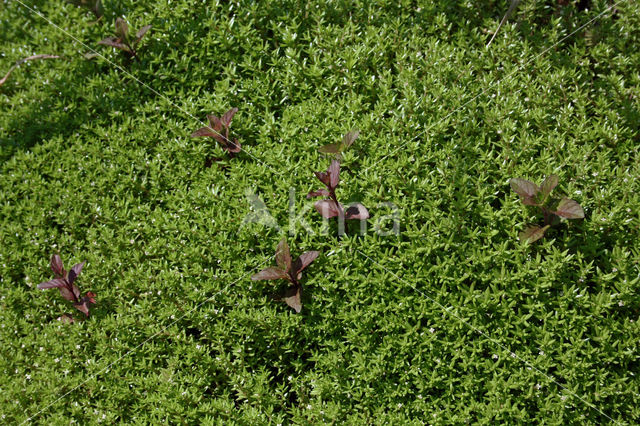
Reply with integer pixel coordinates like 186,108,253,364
251,239,319,313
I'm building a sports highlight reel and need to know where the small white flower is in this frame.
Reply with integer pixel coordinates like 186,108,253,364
429,327,435,333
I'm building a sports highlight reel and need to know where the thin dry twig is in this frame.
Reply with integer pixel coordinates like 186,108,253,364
0,54,60,87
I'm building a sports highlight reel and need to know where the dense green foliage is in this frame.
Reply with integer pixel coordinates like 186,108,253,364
1,0,639,423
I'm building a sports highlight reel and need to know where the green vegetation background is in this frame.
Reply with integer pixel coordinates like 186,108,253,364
1,0,639,423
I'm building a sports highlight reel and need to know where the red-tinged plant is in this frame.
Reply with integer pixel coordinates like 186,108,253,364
510,174,584,243
66,0,103,18
98,18,151,59
319,130,359,159
38,254,96,319
191,107,241,157
251,239,319,313
307,159,369,223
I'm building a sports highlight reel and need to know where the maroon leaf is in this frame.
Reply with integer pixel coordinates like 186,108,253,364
211,133,227,146
115,17,129,39
206,115,224,132
553,198,584,219
318,143,341,154
190,127,218,138
67,267,79,285
38,278,67,290
73,301,90,317
314,200,342,219
510,178,539,201
191,127,219,138
221,107,238,127
73,292,96,317
539,174,559,199
59,286,76,303
342,130,360,148
328,159,340,189
71,283,82,300
251,267,289,281
281,286,302,313
307,188,330,198
97,37,129,51
135,24,152,42
50,254,64,277
225,139,242,153
69,262,84,282
292,251,319,279
314,171,330,186
519,225,550,243
275,239,292,272
345,203,369,220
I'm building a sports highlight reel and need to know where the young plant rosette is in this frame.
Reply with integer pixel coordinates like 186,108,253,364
510,174,584,243
38,254,96,319
98,17,151,59
307,159,369,223
190,107,241,156
251,239,319,313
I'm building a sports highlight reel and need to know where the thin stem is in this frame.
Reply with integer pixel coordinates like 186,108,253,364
329,189,345,238
329,190,344,218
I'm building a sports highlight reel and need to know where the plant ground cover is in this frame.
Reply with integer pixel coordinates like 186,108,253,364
1,0,639,423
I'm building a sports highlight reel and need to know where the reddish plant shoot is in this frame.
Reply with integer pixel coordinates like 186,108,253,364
510,174,584,243
66,0,103,18
191,107,241,156
98,17,151,59
307,159,369,222
251,239,319,313
38,254,96,319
